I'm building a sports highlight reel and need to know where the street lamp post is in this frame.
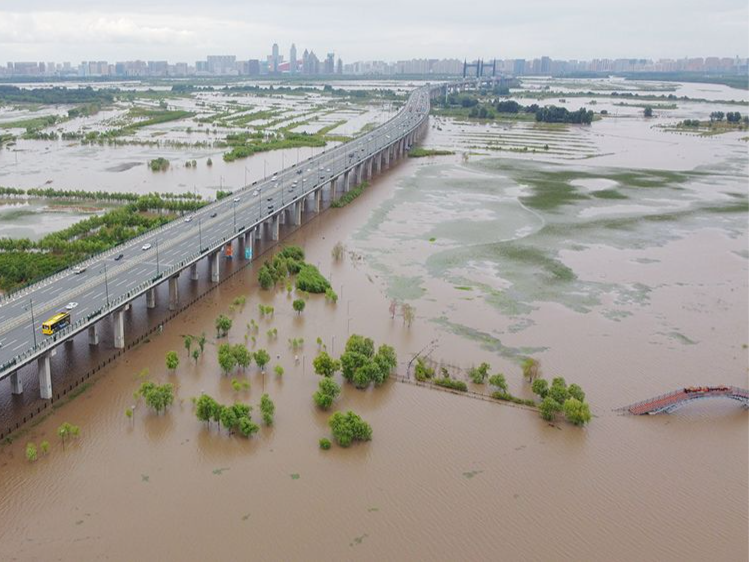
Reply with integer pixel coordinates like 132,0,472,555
103,264,110,307
26,298,37,349
155,240,160,275
198,218,203,250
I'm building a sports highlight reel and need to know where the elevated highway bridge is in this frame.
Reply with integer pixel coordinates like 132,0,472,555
0,81,473,401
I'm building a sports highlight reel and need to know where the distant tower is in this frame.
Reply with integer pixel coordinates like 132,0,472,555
336,57,343,75
290,44,297,74
271,43,279,73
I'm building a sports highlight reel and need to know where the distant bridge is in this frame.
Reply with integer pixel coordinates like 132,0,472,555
619,386,749,415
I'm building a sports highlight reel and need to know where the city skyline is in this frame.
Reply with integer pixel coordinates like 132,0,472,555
0,1,747,62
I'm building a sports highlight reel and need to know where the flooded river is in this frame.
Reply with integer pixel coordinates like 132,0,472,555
0,78,747,561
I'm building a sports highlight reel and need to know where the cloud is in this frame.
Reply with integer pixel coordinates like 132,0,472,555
0,1,746,62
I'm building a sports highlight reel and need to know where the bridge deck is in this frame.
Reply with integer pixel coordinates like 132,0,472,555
621,386,749,415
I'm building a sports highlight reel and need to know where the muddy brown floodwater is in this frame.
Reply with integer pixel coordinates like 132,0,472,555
1,107,748,560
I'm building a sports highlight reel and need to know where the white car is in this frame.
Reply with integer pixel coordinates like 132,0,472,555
142,243,152,251
184,216,192,223
65,302,78,310
253,189,260,196
72,266,86,274
233,197,241,203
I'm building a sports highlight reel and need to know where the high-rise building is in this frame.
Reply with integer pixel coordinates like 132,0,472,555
206,55,236,75
271,43,279,73
289,44,297,74
324,53,335,74
336,57,343,75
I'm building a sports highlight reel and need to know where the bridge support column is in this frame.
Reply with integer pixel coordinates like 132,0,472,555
37,350,54,400
238,236,245,260
384,149,390,169
88,324,99,345
255,225,262,241
210,251,220,283
168,274,180,311
10,371,22,395
343,171,350,193
315,189,322,213
367,158,373,180
293,201,302,226
146,287,156,309
190,263,199,281
271,215,280,241
113,308,125,349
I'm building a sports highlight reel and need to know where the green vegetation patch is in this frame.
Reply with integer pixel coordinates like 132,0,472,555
408,147,456,158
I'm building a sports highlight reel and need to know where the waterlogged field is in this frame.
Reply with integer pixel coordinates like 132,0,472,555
0,78,746,561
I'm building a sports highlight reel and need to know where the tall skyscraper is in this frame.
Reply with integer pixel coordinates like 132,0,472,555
289,44,297,74
325,53,335,74
271,43,279,73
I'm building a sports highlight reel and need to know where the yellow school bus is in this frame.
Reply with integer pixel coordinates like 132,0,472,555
42,312,71,335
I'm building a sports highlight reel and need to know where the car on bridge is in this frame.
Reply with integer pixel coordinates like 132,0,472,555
184,216,192,223
233,197,241,203
210,212,217,218
142,243,152,251
65,302,78,310
114,253,124,261
72,266,86,274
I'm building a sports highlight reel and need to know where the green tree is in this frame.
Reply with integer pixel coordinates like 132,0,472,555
57,422,80,450
238,416,259,437
548,377,569,404
254,349,270,371
258,266,274,290
313,377,341,409
328,411,372,447
539,397,562,422
260,394,275,425
521,358,540,383
232,344,252,371
40,440,50,455
26,442,38,462
192,348,200,363
568,383,585,403
125,407,133,422
488,373,508,392
273,365,284,376
468,362,490,384
643,106,653,118
217,343,237,375
138,381,174,414
531,378,549,399
195,394,219,426
166,350,179,372
319,437,332,450
292,299,306,314
197,332,207,354
401,303,415,326
220,405,239,434
563,398,592,426
215,314,232,337
183,334,193,357
313,351,340,377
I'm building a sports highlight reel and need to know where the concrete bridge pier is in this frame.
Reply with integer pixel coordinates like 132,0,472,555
238,235,246,260
367,158,373,180
190,262,199,281
271,215,280,240
168,274,180,311
210,251,220,283
255,225,262,241
88,324,99,345
37,349,55,400
293,200,303,226
315,188,322,213
146,287,156,309
10,371,22,395
113,308,125,349
343,171,350,193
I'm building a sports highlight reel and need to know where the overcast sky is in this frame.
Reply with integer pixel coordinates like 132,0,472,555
0,0,746,63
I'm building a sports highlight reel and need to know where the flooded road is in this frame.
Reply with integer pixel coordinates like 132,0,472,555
0,79,747,561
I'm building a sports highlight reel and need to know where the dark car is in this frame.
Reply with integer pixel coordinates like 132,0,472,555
114,253,124,261
210,212,218,218
296,169,303,175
